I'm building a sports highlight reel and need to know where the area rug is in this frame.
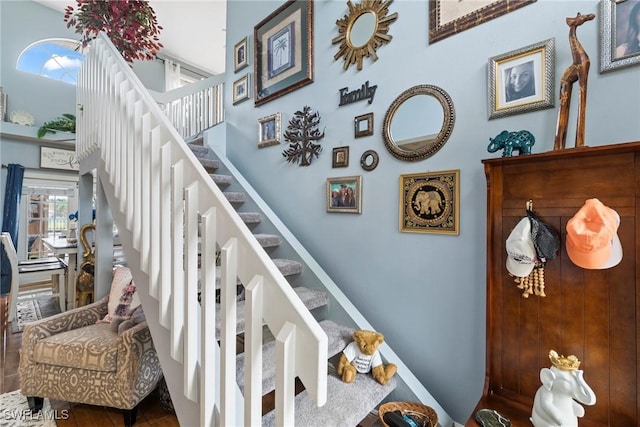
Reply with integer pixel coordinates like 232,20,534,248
0,389,57,426
11,297,61,334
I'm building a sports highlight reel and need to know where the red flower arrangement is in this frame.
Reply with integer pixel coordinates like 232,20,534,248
64,0,163,63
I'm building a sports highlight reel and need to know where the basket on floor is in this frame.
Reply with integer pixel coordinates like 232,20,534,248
378,401,438,427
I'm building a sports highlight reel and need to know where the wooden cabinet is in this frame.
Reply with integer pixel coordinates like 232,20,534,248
468,141,640,427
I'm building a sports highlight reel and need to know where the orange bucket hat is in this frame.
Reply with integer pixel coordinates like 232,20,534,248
565,198,622,269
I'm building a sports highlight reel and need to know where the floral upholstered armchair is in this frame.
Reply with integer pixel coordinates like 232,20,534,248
19,268,161,427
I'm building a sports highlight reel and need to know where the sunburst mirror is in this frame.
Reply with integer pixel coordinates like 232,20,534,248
332,0,398,71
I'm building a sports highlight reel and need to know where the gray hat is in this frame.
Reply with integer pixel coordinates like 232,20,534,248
526,209,560,265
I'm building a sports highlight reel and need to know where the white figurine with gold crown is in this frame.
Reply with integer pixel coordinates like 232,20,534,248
530,350,596,427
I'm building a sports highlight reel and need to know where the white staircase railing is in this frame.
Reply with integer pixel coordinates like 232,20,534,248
76,33,327,426
150,74,225,140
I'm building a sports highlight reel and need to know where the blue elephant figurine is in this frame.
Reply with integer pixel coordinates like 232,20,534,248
487,130,535,157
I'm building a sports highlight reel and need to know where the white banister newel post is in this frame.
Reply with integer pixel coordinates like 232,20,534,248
220,238,238,427
245,275,264,426
276,322,297,427
200,208,217,427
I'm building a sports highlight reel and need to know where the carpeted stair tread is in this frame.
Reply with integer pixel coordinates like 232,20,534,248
186,135,204,146
199,158,220,171
262,366,397,427
215,287,328,338
239,212,262,224
254,233,282,248
236,320,354,395
188,143,209,158
208,258,302,288
224,191,247,203
272,258,303,276
210,173,233,187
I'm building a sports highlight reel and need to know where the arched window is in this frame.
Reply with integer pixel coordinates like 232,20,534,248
17,38,85,84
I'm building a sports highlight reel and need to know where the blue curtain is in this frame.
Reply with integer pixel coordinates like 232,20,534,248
1,163,25,295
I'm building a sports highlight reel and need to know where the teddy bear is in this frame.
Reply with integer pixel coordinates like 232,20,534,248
337,329,397,385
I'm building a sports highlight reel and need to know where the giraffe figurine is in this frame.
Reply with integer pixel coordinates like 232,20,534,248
553,12,595,151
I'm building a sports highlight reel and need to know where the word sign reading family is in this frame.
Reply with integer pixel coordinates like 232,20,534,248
338,81,377,106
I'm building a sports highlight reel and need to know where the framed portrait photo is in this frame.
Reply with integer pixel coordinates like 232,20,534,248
232,74,250,105
600,0,640,73
488,38,555,120
234,36,249,72
400,169,459,235
257,113,281,148
326,175,362,214
254,0,313,106
429,0,537,44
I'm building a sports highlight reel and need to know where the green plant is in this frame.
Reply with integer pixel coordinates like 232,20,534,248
38,114,76,138
63,0,163,63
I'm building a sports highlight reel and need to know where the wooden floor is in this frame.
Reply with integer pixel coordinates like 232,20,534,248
0,295,379,427
1,326,180,427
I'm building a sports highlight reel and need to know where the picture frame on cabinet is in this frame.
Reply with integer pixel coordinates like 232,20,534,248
327,175,362,214
234,36,249,72
399,169,459,235
257,113,281,148
354,112,374,138
488,38,555,120
232,74,250,105
429,0,537,44
599,0,640,73
332,146,349,168
254,0,313,106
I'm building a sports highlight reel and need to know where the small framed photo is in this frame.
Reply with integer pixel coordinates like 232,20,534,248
488,38,555,120
332,146,349,168
354,113,374,138
254,0,313,106
234,36,249,72
399,169,459,235
30,202,40,219
232,74,250,105
257,113,281,148
600,0,640,73
327,175,362,214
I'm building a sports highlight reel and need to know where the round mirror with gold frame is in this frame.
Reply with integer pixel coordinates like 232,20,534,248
332,0,398,71
382,85,455,162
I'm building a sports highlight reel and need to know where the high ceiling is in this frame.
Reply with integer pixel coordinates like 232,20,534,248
34,0,227,75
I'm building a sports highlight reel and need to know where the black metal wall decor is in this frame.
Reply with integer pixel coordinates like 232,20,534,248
338,80,377,106
282,106,325,166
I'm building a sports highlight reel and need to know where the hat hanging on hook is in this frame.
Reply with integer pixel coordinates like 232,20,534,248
566,198,622,269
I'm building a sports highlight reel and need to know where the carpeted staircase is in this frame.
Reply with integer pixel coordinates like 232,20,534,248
187,138,397,426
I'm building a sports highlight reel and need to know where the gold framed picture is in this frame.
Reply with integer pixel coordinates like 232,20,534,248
399,169,459,234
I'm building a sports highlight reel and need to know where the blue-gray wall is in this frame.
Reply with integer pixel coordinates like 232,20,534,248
223,0,639,422
0,0,164,218
2,0,638,423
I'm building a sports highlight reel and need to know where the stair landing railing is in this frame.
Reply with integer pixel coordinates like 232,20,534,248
76,33,328,426
150,74,224,141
